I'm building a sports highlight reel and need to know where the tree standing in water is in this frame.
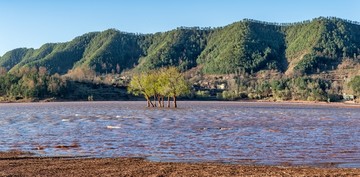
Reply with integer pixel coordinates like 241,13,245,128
128,73,154,107
128,67,189,108
158,67,189,108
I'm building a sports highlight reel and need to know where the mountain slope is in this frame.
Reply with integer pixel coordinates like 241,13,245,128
136,27,209,71
285,17,360,75
73,29,144,74
0,48,34,70
4,32,98,74
1,17,359,76
284,19,324,74
197,20,286,74
1,30,142,74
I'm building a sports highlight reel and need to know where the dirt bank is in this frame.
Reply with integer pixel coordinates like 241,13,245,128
1,151,359,177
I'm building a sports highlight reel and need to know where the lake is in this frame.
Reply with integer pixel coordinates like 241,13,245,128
0,101,359,168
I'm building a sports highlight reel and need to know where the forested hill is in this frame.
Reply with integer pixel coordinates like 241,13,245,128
1,17,360,75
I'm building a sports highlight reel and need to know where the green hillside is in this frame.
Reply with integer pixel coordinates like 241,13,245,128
0,48,34,70
3,32,98,74
0,30,143,75
197,20,286,74
73,29,144,74
136,27,209,71
283,19,324,75
1,17,360,76
285,17,360,75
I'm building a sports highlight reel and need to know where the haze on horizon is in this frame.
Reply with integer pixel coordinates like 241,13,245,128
1,0,359,56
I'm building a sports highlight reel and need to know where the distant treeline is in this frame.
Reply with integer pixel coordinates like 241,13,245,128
0,66,128,102
243,16,360,27
1,66,360,102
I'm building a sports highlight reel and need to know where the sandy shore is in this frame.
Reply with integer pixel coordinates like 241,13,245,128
1,151,360,177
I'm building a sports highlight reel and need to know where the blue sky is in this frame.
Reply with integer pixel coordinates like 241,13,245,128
1,0,359,56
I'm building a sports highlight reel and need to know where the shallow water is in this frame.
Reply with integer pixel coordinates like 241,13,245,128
0,101,359,167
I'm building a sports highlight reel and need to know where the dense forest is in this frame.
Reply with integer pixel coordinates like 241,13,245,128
1,17,360,102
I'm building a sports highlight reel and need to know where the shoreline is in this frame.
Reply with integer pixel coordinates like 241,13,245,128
1,99,359,108
0,98,358,104
1,152,359,176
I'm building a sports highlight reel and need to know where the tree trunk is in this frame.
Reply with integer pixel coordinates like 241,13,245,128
145,95,154,107
167,96,171,108
153,95,157,107
158,96,162,107
173,96,177,108
161,96,165,107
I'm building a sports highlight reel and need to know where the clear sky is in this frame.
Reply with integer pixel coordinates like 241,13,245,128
1,0,359,56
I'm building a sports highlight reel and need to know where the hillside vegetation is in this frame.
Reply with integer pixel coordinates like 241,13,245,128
1,17,360,76
1,17,360,102
285,17,360,75
197,20,286,74
136,27,209,72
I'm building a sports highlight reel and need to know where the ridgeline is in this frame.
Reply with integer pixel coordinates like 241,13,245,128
1,17,360,102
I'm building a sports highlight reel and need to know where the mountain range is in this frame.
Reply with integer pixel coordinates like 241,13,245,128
1,17,360,76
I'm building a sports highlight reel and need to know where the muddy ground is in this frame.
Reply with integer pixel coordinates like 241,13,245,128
1,151,360,176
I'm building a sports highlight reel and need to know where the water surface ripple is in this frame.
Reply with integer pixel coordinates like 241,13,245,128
0,101,359,167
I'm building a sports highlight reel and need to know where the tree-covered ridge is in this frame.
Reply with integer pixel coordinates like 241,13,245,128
284,19,323,61
73,29,144,74
0,17,360,76
2,32,98,74
196,21,249,74
0,48,34,70
286,17,360,75
1,30,143,75
315,17,360,58
136,27,209,72
197,20,287,74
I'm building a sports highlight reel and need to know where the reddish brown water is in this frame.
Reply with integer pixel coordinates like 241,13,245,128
0,101,359,167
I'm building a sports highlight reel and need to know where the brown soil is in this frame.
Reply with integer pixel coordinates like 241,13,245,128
1,151,360,177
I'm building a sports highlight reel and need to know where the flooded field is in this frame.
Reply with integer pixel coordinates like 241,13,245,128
0,101,359,167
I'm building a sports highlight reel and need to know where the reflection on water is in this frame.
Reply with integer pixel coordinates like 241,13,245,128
0,101,360,167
